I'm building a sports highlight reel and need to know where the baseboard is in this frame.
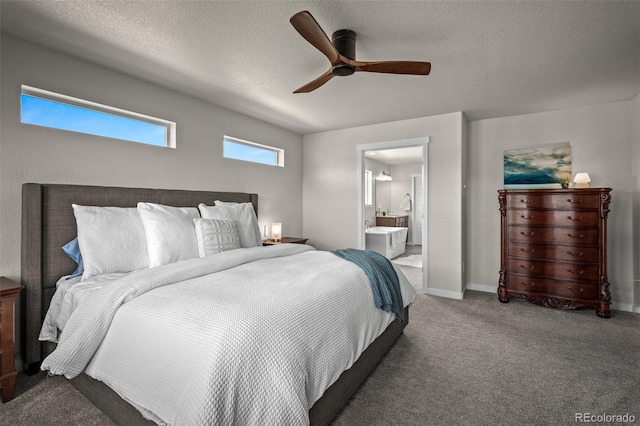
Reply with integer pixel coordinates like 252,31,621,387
425,287,464,300
610,302,638,314
466,283,639,315
466,283,496,293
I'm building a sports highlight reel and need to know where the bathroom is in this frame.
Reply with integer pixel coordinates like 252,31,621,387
364,147,423,272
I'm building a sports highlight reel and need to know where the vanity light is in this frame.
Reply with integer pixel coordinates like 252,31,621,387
376,171,392,181
574,173,591,188
271,222,282,242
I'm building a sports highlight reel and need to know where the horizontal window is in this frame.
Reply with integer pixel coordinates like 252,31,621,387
364,170,373,206
20,85,175,148
223,136,284,167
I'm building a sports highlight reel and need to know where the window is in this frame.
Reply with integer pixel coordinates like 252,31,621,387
364,170,373,206
20,85,175,148
223,136,284,167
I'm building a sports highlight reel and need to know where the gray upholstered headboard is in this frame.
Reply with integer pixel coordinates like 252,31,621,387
21,183,258,371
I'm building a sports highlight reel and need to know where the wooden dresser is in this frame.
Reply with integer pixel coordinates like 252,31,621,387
1,276,25,402
498,188,612,318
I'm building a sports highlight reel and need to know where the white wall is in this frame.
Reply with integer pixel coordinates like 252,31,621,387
467,100,636,310
1,35,304,356
303,112,466,299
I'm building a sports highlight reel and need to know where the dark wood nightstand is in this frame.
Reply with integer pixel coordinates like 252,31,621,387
263,237,308,246
1,276,24,403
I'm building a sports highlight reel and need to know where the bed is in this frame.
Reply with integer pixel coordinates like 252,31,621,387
21,183,413,425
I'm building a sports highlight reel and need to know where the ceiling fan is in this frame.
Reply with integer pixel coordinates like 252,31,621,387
289,10,431,93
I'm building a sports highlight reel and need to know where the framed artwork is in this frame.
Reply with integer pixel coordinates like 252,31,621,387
503,143,571,189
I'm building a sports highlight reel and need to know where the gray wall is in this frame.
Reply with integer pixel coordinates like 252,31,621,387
467,100,637,310
303,112,466,300
1,35,304,357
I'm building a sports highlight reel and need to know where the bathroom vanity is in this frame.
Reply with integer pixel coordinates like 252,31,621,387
376,215,408,228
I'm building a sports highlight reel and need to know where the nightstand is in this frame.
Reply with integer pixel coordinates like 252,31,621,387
263,237,308,246
1,276,24,403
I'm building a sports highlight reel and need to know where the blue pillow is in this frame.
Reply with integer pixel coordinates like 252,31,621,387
62,237,84,279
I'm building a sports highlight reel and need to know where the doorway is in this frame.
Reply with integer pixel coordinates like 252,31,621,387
357,137,429,293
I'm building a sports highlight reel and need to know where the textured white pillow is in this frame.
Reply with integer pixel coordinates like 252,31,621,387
198,202,262,248
137,202,200,267
194,218,241,257
72,205,149,280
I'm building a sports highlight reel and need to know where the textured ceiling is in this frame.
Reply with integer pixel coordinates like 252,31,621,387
1,1,639,135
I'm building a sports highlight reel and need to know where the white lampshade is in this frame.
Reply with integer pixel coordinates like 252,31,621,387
271,222,282,241
574,173,591,188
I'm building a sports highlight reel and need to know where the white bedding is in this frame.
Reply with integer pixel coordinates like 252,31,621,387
39,272,130,343
40,244,415,425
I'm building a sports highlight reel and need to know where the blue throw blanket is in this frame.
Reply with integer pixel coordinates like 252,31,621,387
333,248,404,322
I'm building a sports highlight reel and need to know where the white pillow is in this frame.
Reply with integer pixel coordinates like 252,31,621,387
72,205,149,280
198,202,261,248
137,202,200,267
194,218,241,257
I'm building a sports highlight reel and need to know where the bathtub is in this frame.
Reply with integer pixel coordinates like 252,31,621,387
365,226,408,259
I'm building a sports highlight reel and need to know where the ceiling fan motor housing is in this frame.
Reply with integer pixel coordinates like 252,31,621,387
331,29,356,76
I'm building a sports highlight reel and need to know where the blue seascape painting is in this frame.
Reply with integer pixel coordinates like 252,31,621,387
504,144,571,189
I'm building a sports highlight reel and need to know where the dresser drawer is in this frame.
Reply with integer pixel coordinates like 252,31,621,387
508,275,598,300
507,193,601,210
508,242,599,263
509,226,599,246
508,210,599,228
508,258,599,281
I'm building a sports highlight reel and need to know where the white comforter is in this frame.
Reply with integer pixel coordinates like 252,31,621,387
40,244,415,425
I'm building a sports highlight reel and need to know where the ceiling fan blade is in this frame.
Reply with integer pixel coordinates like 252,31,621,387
353,60,431,75
293,69,334,93
290,11,341,65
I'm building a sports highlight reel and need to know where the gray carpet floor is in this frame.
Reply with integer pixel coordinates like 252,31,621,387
2,291,638,425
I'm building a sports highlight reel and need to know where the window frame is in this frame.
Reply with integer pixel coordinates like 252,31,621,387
223,135,284,167
20,85,176,148
364,170,373,206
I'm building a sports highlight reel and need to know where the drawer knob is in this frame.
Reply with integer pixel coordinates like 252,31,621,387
520,231,535,237
520,248,535,254
566,269,585,275
567,216,584,221
520,264,535,271
520,215,535,220
520,282,535,287
567,233,584,239
567,198,584,204
568,287,585,294
566,250,584,257
520,199,535,204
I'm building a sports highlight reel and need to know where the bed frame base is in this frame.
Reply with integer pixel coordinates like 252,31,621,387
69,308,407,426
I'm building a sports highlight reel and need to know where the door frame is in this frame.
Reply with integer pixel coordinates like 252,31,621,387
356,137,429,293
411,173,423,245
